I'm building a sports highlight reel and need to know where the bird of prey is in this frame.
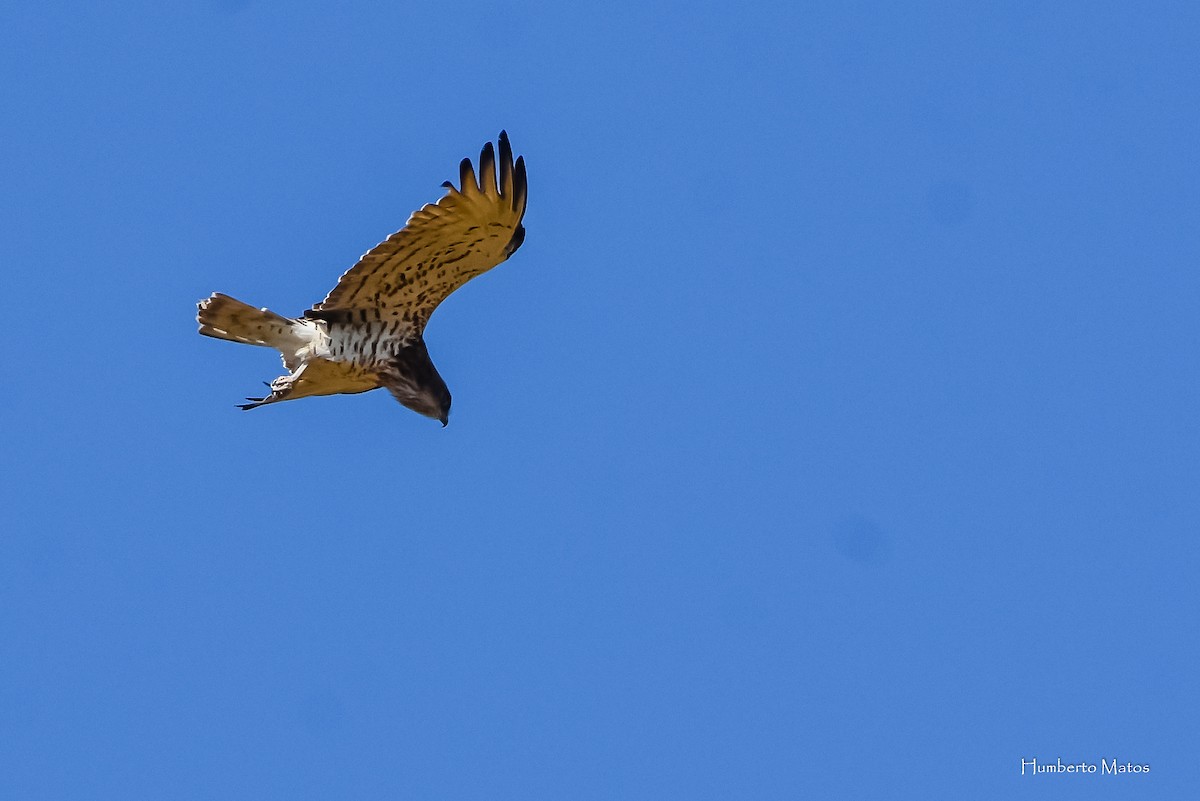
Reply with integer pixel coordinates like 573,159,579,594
197,132,527,425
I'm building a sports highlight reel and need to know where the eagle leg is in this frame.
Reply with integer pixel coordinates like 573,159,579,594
236,377,295,410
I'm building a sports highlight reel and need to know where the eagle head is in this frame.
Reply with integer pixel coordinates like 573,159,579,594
383,340,453,426
395,382,450,426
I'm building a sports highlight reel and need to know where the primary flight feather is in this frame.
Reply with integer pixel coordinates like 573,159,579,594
197,132,527,425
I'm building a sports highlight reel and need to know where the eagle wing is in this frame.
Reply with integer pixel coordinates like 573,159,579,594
306,132,527,333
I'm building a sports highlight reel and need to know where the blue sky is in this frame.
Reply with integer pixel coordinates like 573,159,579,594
2,1,1197,798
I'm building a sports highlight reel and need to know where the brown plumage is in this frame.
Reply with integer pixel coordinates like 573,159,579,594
196,132,527,424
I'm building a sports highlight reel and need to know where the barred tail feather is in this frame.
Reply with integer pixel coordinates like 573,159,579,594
197,293,307,350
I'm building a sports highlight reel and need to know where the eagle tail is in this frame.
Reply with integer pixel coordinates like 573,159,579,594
197,293,308,351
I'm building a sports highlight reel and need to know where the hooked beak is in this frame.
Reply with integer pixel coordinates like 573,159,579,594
439,415,448,427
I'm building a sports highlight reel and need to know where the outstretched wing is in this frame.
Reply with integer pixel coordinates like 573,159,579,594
306,131,527,333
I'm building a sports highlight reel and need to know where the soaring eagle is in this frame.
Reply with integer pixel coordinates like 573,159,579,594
197,132,527,425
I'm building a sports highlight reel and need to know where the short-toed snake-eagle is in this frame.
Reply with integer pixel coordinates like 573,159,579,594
197,132,527,425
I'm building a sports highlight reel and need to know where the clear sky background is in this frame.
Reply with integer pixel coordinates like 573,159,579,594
2,2,1197,798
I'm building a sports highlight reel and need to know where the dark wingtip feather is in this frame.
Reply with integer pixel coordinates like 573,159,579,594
479,141,496,193
498,132,513,196
513,154,528,213
459,157,476,192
